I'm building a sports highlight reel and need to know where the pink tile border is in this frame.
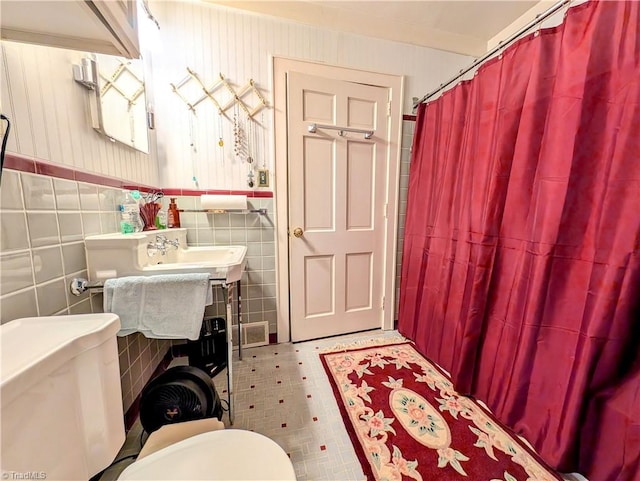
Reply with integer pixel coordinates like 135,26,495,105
4,152,274,198
4,153,36,174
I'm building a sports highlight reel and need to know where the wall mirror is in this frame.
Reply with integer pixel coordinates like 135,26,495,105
87,54,150,153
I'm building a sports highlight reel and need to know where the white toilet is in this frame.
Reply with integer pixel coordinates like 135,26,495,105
0,314,295,481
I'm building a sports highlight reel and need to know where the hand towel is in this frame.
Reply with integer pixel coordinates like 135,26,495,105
104,273,212,340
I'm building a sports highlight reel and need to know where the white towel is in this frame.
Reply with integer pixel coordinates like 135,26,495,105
104,273,213,340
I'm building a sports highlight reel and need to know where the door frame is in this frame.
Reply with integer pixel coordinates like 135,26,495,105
272,56,404,343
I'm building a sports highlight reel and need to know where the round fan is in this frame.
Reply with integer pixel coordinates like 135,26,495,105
140,365,223,433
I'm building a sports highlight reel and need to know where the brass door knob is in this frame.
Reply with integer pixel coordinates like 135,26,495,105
293,227,304,238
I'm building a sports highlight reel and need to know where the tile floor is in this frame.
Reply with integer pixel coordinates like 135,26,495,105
97,329,587,481
98,329,403,480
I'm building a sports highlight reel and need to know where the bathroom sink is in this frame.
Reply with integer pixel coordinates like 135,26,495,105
84,229,247,283
141,245,247,282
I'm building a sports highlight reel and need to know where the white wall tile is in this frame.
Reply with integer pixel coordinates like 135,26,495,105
1,288,38,323
61,242,87,275
32,246,63,284
81,212,102,236
99,212,119,234
58,212,84,242
0,170,24,210
21,173,55,210
0,251,33,296
35,278,67,316
0,212,30,251
212,213,230,228
98,187,120,212
69,299,92,315
78,183,100,210
53,178,80,210
214,230,231,245
26,212,60,247
196,229,214,245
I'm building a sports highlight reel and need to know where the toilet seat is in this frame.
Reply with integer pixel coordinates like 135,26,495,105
118,429,296,480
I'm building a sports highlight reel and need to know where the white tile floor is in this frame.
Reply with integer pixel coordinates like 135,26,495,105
97,329,404,481
97,329,586,481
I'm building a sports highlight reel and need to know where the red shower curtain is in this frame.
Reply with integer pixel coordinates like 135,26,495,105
398,1,640,478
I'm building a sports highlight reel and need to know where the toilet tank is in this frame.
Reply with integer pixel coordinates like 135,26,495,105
0,314,125,481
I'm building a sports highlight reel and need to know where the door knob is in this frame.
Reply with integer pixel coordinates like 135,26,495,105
293,227,304,238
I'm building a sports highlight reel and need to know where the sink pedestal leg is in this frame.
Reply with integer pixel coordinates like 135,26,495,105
237,279,242,361
222,282,234,425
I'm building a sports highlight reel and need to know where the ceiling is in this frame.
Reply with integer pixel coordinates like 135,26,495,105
206,1,552,57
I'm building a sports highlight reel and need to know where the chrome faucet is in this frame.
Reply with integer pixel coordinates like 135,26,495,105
146,234,180,257
165,237,180,249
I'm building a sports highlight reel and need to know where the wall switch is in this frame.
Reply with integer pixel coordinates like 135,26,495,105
258,169,269,187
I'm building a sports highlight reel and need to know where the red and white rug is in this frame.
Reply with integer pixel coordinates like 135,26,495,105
320,341,562,481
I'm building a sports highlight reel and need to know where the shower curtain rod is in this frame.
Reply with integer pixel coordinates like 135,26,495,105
414,0,572,108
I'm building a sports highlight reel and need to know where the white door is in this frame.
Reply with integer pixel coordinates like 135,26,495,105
287,71,389,342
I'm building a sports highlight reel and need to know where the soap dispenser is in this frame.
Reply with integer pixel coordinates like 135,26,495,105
167,198,181,228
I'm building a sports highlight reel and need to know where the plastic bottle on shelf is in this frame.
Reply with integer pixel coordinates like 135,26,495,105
120,190,143,234
155,208,167,229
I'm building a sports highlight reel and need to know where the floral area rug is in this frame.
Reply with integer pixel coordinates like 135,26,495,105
320,341,562,481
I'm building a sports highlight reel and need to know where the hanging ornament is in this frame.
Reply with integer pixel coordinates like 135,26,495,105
246,113,254,165
217,110,224,147
233,104,244,158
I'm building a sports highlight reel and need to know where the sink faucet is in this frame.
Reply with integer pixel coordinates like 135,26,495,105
147,234,180,257
166,237,180,249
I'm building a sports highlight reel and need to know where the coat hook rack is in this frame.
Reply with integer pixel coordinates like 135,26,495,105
100,60,145,108
170,68,268,120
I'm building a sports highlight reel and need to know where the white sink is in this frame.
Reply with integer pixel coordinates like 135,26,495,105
84,228,247,283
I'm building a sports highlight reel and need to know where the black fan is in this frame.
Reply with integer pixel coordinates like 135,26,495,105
140,365,223,433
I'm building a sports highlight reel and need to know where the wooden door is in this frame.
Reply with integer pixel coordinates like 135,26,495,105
288,71,389,342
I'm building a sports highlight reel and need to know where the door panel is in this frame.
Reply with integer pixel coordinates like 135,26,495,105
347,141,375,230
347,97,377,129
288,71,388,342
304,255,335,317
303,137,335,231
345,252,373,311
302,90,335,122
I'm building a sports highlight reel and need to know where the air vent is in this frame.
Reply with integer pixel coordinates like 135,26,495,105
231,321,269,348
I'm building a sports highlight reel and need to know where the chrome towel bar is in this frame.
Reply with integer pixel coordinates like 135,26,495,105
179,208,267,215
307,123,374,139
70,276,231,296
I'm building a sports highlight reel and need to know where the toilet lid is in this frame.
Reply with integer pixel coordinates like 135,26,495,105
118,429,296,480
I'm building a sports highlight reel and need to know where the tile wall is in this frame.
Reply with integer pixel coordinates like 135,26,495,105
395,119,414,319
163,195,276,333
0,169,171,412
0,168,278,412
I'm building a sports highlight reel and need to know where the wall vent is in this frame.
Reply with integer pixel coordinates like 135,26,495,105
231,321,269,349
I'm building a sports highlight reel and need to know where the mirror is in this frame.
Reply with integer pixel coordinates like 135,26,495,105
87,54,150,153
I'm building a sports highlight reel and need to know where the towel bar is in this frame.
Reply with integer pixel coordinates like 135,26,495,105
178,208,267,215
70,276,231,296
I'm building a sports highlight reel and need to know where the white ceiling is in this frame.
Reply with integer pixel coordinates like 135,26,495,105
206,1,553,57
